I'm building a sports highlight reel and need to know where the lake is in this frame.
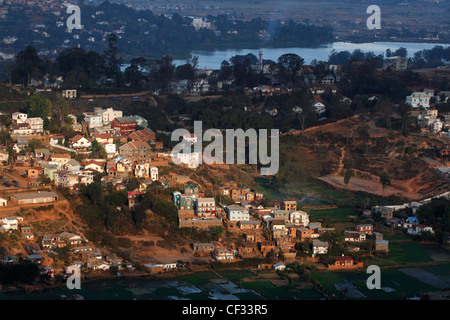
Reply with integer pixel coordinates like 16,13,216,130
170,41,449,69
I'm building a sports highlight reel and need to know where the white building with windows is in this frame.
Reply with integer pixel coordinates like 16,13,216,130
94,107,123,125
225,205,250,222
26,117,44,133
150,166,158,181
312,240,329,256
62,89,77,99
196,197,216,218
134,163,149,178
12,112,27,124
84,113,103,128
290,210,310,226
406,91,433,109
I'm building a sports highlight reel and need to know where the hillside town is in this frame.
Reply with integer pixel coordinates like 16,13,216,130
0,2,449,298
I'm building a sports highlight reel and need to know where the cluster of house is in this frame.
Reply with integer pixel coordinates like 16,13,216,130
416,109,446,134
219,181,264,202
1,220,132,278
187,195,388,270
9,112,44,135
3,106,171,191
174,184,223,228
370,191,450,237
0,215,28,236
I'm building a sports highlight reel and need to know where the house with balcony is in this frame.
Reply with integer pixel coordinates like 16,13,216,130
196,197,217,218
26,117,44,133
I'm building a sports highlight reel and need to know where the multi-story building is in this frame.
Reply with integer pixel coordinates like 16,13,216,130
196,197,216,218
26,117,44,133
290,210,310,226
84,113,103,128
355,224,374,235
119,140,152,161
282,200,297,211
54,170,94,188
406,91,433,109
134,162,149,178
94,107,123,125
150,166,158,181
225,205,250,222
112,116,136,135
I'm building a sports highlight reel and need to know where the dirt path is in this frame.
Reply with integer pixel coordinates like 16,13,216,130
335,146,346,176
319,175,423,200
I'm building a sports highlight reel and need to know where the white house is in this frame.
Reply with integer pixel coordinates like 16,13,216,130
12,112,27,124
273,262,286,271
150,166,158,181
70,135,91,149
171,151,200,169
103,142,116,156
0,216,23,230
84,160,104,173
225,205,250,222
62,89,77,99
94,107,123,125
312,240,329,256
290,210,310,226
406,91,432,109
407,224,434,235
0,198,7,206
196,197,216,218
214,249,235,262
83,113,103,128
134,163,149,178
26,117,44,133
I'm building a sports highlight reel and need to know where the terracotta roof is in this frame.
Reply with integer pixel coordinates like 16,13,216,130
70,134,87,143
124,140,151,150
85,160,104,167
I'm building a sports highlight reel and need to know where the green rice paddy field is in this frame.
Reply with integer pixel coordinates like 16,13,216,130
313,265,450,300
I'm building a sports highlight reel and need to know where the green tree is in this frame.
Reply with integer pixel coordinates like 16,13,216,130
15,46,42,86
379,172,391,195
103,33,123,86
26,95,52,118
344,169,354,185
54,99,69,124
128,177,141,191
